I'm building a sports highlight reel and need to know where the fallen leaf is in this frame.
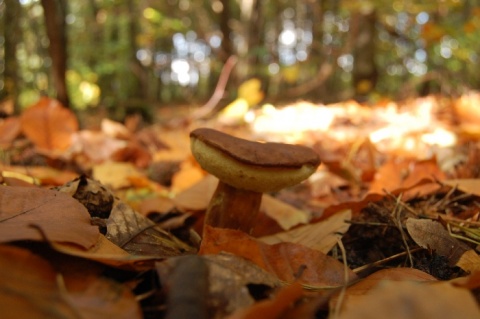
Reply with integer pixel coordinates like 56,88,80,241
450,271,480,290
226,282,304,319
170,158,205,193
337,280,480,319
92,161,145,189
76,130,127,163
259,209,351,253
456,249,480,273
137,196,175,216
152,128,191,162
199,225,357,287
173,174,217,212
0,244,142,319
20,97,78,155
368,157,445,195
101,118,131,139
0,116,21,147
0,165,78,186
52,235,156,271
157,253,281,318
442,178,480,196
106,200,196,256
260,194,311,230
0,186,99,249
406,218,470,267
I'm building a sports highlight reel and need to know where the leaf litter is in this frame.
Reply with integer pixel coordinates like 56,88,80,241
2,95,480,317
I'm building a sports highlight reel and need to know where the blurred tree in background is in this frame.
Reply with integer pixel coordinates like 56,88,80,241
1,0,480,118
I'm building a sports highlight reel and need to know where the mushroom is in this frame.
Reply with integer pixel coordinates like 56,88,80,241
190,128,321,233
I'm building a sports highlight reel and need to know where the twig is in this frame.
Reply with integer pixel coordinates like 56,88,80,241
332,238,349,319
352,247,423,273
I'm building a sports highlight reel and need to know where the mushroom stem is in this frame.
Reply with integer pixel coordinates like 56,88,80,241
205,181,262,233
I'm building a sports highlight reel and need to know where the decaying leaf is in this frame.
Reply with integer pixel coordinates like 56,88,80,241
106,199,196,256
442,178,480,196
199,225,357,287
173,174,217,212
260,194,311,231
456,249,480,273
0,244,142,319
0,186,99,249
406,218,471,267
55,175,115,219
20,97,78,155
161,255,209,319
259,209,351,253
92,161,145,189
0,116,21,147
368,157,445,196
52,235,156,271
336,280,480,319
226,282,304,319
157,253,281,319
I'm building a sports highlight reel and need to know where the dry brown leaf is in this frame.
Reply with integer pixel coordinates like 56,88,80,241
20,97,78,154
152,128,191,162
442,179,480,196
0,165,78,186
157,253,281,318
343,268,434,297
92,161,145,189
52,235,156,271
0,244,142,319
173,174,217,212
450,271,480,290
106,199,196,256
76,130,127,163
101,118,131,139
336,280,480,319
199,225,357,287
259,209,351,253
260,194,311,230
170,158,205,193
456,249,480,273
0,116,21,147
226,282,304,319
137,196,176,216
330,268,436,316
368,157,445,195
0,186,99,249
454,92,480,125
406,218,470,267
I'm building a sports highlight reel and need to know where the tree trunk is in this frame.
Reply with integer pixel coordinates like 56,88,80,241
219,0,234,61
3,0,22,113
351,8,378,101
40,0,70,107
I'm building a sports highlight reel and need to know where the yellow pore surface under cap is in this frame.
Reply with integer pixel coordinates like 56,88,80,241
190,137,317,193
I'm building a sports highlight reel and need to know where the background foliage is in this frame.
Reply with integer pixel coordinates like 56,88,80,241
1,0,480,117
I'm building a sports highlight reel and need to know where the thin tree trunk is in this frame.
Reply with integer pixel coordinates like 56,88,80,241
219,0,233,61
352,8,378,101
3,0,22,113
40,0,70,107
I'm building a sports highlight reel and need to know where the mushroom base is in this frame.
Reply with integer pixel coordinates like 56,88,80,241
204,181,262,233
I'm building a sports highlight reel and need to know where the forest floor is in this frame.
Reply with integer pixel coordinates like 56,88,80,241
1,94,480,318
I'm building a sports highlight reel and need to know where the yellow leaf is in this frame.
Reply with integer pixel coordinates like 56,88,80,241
456,249,480,273
219,98,250,124
238,78,264,106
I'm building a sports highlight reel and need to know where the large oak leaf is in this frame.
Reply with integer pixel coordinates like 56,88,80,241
0,186,99,249
20,97,78,154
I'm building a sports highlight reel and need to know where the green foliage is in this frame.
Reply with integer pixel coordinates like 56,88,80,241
3,0,480,112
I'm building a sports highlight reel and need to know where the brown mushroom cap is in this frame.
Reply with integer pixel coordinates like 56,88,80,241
190,128,321,193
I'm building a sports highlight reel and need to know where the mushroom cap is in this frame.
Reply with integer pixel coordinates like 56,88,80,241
190,128,321,193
